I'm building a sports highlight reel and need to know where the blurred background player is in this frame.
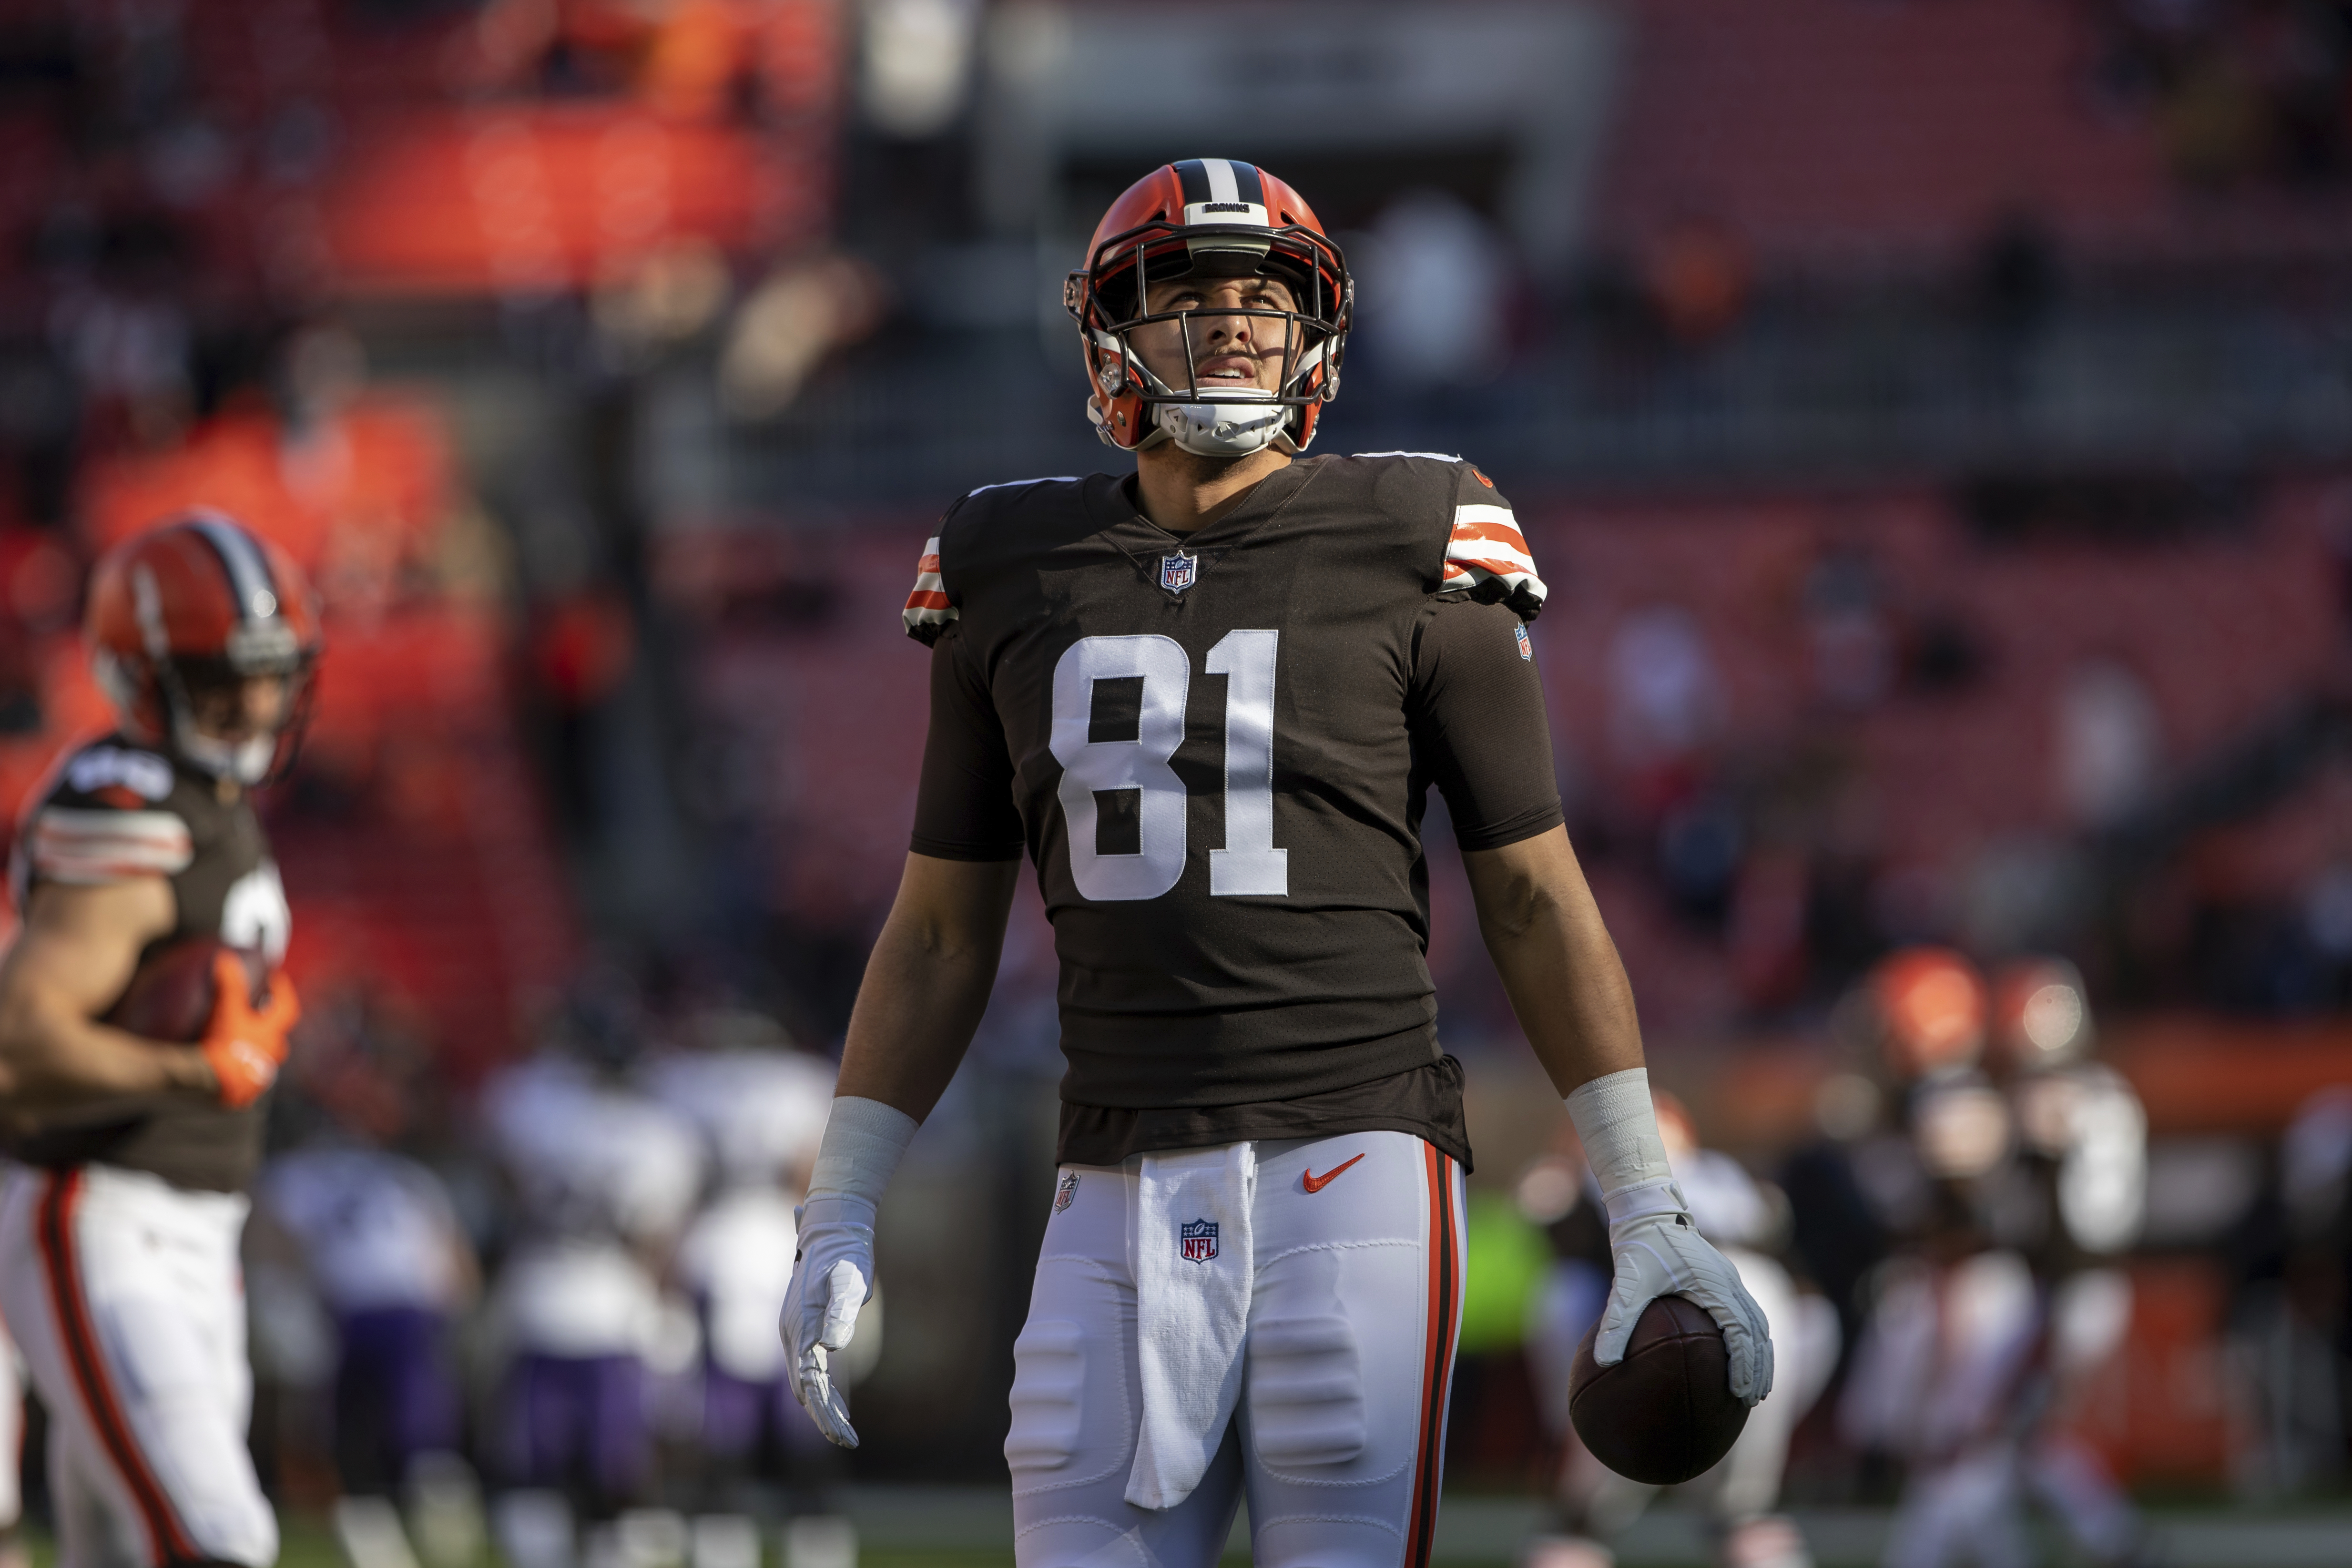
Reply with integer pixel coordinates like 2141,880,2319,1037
642,1014,863,1568
0,514,314,1568
1521,1093,1841,1568
1980,957,2148,1567
255,1124,482,1568
1838,948,2151,1568
481,985,703,1568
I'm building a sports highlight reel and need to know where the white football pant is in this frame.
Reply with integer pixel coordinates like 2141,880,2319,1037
1007,1130,1464,1568
0,1166,276,1568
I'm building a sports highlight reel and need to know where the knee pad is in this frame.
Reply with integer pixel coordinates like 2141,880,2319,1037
1006,1320,1089,1474
1011,1514,1152,1568
1246,1313,1364,1468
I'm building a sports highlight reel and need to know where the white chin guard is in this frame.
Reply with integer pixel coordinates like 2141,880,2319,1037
172,716,275,785
1152,394,1290,457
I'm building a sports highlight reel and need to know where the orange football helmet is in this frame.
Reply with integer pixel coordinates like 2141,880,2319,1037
86,511,323,784
1870,946,1988,1081
1064,158,1351,457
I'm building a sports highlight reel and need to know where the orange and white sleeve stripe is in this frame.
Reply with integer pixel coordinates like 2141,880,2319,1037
28,808,193,884
903,535,956,641
1441,503,1547,614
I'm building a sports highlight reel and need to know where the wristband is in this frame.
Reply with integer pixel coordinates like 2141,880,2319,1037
806,1095,919,1207
1565,1067,1675,1201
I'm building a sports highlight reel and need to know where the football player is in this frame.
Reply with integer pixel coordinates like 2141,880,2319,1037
0,512,313,1568
648,1034,866,1563
779,160,1773,1568
479,1018,703,1568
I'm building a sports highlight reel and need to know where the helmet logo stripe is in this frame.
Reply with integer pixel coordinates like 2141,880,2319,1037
1232,162,1266,208
1174,160,1212,204
1200,158,1242,204
188,513,280,623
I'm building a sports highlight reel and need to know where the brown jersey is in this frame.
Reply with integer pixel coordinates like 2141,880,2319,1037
904,453,1560,1167
4,734,291,1192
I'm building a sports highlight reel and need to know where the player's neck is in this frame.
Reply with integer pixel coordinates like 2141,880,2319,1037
1132,445,1291,535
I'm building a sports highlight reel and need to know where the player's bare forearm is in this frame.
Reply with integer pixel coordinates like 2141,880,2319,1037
1462,825,1646,1095
835,852,1021,1121
0,877,214,1111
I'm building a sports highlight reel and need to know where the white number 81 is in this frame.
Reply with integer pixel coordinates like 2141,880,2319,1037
1048,631,1287,902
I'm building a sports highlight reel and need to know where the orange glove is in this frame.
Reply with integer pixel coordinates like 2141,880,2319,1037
200,952,299,1109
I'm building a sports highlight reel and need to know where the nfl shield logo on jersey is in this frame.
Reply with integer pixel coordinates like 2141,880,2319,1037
1160,551,1198,594
1180,1219,1219,1263
1053,1171,1080,1214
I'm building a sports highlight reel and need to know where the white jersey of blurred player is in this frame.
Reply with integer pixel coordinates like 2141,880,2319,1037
642,1049,865,1389
483,1056,705,1361
1840,1061,2147,1568
641,1048,832,1195
1526,1107,1840,1568
259,1148,471,1317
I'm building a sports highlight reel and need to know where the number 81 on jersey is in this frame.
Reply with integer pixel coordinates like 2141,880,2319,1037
1049,631,1285,902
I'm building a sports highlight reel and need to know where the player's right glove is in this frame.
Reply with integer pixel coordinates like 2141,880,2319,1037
200,953,299,1109
1592,1178,1775,1407
782,1193,876,1448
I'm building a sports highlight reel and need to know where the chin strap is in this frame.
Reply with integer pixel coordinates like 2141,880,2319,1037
169,716,275,785
1152,397,1290,457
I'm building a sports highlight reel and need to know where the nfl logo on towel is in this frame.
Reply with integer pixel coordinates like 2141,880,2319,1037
1161,551,1198,594
1180,1219,1219,1263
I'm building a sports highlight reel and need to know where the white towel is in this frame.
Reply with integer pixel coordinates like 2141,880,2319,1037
1125,1141,1257,1509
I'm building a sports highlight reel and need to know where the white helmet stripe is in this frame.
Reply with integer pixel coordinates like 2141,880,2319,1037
188,513,281,623
1201,158,1241,204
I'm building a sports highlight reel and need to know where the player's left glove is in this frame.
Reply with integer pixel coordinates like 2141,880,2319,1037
782,1193,876,1448
1593,1178,1774,1407
200,954,299,1110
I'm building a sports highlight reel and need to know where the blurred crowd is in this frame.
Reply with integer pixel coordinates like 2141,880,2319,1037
237,981,854,1568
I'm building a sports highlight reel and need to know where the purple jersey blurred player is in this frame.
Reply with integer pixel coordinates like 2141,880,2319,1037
259,1145,478,1495
645,1042,848,1498
482,1048,703,1562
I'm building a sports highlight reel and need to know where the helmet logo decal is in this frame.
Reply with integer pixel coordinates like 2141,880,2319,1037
1160,551,1198,595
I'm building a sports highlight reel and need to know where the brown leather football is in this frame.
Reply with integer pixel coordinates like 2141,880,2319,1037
1569,1293,1750,1485
104,937,265,1044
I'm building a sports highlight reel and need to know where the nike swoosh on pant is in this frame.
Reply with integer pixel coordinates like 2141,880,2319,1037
1302,1153,1366,1193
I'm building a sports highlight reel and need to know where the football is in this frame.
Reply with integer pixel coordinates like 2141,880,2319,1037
1569,1294,1751,1486
104,937,266,1044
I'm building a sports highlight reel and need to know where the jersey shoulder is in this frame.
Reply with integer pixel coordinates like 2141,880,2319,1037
17,737,196,886
903,474,1106,644
1308,452,1547,622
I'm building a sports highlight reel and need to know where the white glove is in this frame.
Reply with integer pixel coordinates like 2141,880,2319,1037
783,1193,876,1448
1595,1177,1775,1406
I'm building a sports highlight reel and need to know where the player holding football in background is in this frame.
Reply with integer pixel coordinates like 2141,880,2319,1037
779,160,1773,1568
0,513,312,1568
